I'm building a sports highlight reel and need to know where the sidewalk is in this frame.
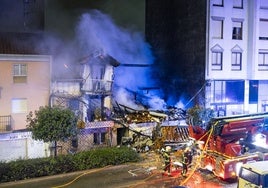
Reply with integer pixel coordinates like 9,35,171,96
0,151,237,188
0,152,171,188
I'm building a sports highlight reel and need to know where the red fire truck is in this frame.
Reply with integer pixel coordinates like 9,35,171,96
189,112,268,180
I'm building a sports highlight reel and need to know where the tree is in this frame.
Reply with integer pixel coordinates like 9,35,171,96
26,106,78,157
186,105,215,129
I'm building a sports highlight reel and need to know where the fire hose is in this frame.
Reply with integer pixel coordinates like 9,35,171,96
179,124,215,186
50,166,112,188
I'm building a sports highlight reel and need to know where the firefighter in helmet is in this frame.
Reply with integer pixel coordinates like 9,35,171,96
162,146,172,176
184,146,193,166
181,148,190,177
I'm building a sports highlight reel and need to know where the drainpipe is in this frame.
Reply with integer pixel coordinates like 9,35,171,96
205,0,211,109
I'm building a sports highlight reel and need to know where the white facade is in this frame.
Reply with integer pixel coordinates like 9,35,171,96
206,0,268,115
0,132,50,162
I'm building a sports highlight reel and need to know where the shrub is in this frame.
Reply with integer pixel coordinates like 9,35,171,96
0,146,140,183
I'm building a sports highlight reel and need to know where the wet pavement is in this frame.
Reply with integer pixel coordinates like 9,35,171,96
0,151,237,188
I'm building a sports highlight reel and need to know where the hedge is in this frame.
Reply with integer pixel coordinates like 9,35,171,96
0,146,140,183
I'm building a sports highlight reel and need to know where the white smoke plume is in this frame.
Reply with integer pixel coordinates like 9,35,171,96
75,10,167,110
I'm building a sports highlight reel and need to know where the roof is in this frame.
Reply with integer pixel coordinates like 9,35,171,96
0,32,50,55
242,161,268,174
79,53,120,67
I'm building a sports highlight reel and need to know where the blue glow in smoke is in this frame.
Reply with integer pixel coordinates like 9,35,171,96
75,10,169,110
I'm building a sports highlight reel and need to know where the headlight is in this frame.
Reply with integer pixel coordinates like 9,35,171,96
253,133,266,146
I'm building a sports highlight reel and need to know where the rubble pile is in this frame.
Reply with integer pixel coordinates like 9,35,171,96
110,102,191,152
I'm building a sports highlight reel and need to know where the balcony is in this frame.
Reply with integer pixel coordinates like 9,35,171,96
81,79,113,95
52,80,82,97
0,115,12,132
52,79,113,96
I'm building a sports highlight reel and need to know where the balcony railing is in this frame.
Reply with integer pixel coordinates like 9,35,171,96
0,115,12,132
52,79,113,96
81,79,113,94
52,80,82,96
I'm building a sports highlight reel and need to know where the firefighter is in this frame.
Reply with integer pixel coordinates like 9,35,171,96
162,146,172,176
181,149,189,177
184,147,193,166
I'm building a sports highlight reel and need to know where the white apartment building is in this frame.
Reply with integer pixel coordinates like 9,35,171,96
206,0,268,116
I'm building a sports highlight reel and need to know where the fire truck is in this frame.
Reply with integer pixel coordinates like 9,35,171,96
188,112,268,180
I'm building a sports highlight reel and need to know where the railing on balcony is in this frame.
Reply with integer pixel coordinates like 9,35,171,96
81,79,113,94
52,79,113,96
52,80,82,96
0,115,12,132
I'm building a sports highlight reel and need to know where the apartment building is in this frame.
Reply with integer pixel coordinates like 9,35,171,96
206,0,268,115
146,0,268,116
0,54,51,132
0,0,51,132
0,33,52,132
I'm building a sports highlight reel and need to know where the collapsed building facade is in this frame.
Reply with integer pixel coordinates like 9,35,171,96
50,51,121,153
0,31,191,157
50,50,190,153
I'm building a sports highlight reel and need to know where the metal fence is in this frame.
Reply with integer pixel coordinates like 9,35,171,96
0,121,117,162
58,121,116,155
0,115,11,132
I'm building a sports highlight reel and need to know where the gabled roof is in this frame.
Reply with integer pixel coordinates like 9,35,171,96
0,32,49,55
79,53,120,67
97,54,120,67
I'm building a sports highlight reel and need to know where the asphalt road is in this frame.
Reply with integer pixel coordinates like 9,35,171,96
0,152,237,188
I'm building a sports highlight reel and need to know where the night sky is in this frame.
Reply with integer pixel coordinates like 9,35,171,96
45,0,145,40
44,1,167,110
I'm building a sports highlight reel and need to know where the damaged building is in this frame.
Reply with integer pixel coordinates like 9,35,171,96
50,50,122,152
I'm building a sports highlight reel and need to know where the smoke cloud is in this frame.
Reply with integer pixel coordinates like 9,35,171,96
75,10,167,110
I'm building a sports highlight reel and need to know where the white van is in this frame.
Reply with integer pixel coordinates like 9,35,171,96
237,161,268,188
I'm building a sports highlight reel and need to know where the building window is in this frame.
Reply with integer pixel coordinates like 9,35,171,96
212,52,223,70
212,81,244,104
231,52,242,70
260,0,268,9
249,80,258,104
226,81,244,103
210,81,244,115
259,19,268,40
94,132,106,144
211,17,224,39
12,98,27,113
212,81,225,103
231,45,243,71
232,21,242,40
233,0,243,9
213,0,223,7
13,64,27,83
211,44,224,71
258,50,268,71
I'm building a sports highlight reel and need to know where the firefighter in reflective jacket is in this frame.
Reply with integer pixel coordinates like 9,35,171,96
163,146,172,175
181,150,189,177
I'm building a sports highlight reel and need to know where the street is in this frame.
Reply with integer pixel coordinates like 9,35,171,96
0,152,237,188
